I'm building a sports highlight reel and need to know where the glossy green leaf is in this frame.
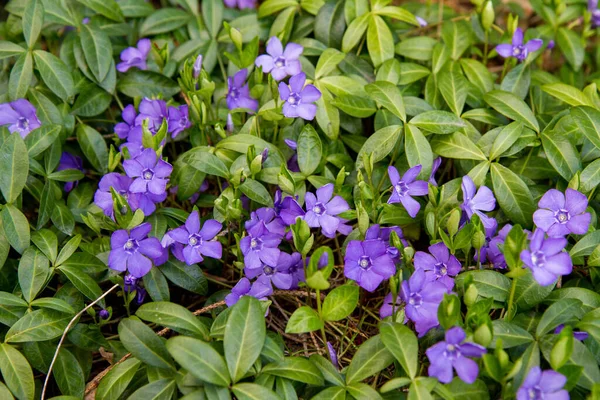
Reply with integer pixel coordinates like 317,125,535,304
1,205,30,254
76,124,108,174
167,336,230,386
5,309,70,343
96,358,142,400
140,8,191,36
321,284,359,321
22,0,44,48
9,52,34,100
77,0,124,22
33,50,75,101
380,322,419,378
0,344,35,400
297,125,323,176
18,247,50,304
0,132,29,203
356,125,401,169
118,318,175,370
137,302,210,340
262,357,324,385
346,335,395,384
484,90,539,132
404,124,433,180
80,24,113,82
285,306,323,334
365,81,406,122
367,15,394,67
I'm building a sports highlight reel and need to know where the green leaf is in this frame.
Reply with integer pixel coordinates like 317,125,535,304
347,382,383,400
18,247,50,304
127,378,176,400
258,0,298,17
142,268,170,302
314,48,346,79
331,95,376,118
47,169,85,182
315,86,339,140
0,343,35,400
484,90,539,133
118,318,175,370
490,320,534,348
53,348,85,398
367,15,394,67
556,27,584,71
455,270,511,302
117,70,180,99
460,59,493,93
76,124,108,174
489,122,523,160
96,358,142,400
80,24,113,83
160,260,208,294
285,306,323,334
182,148,229,178
536,299,583,338
262,357,324,385
224,296,266,382
141,8,191,36
571,106,600,151
51,202,74,235
0,41,26,60
314,0,345,48
346,335,395,384
167,336,230,386
569,231,600,258
202,0,223,38
24,124,61,157
490,163,535,228
321,284,359,321
380,322,419,379
1,205,31,254
0,382,14,400
365,81,406,122
33,50,75,101
394,36,437,61
31,229,57,264
442,20,471,60
55,235,82,267
0,132,29,203
542,83,593,107
5,309,70,343
297,125,323,176
404,124,433,180
22,0,44,48
239,179,273,207
438,70,468,116
77,0,124,22
515,270,554,310
375,5,419,25
311,387,346,400
58,264,103,302
342,13,370,52
30,298,74,314
231,383,280,400
137,302,210,340
410,110,466,134
541,130,581,181
9,52,34,100
356,125,401,169
430,132,487,161
500,63,530,100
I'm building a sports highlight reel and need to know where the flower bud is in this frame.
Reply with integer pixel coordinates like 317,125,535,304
99,309,110,320
472,230,487,250
193,54,203,79
474,322,493,347
481,1,495,31
464,284,479,306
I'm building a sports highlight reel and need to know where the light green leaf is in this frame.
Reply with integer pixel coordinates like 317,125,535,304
367,15,394,67
239,179,273,207
542,83,593,107
0,343,35,400
572,106,600,151
24,124,61,158
167,336,230,386
0,41,26,60
331,95,377,118
489,122,523,160
404,124,433,180
231,383,280,400
137,302,210,340
380,322,419,378
140,8,191,36
118,318,175,370
356,125,401,169
556,27,584,71
0,132,29,203
342,12,370,52
346,335,394,384
22,0,44,48
541,130,581,181
262,357,324,385
484,90,539,132
321,285,359,321
18,247,50,304
77,0,124,22
410,110,466,134
285,306,323,334
438,70,468,116
365,81,406,122
117,70,180,99
9,52,34,100
202,0,224,38
5,309,70,343
430,132,487,161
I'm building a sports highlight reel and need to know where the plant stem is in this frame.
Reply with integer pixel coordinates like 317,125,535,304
315,288,330,358
505,276,518,321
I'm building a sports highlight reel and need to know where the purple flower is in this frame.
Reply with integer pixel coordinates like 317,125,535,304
99,309,109,319
401,269,448,337
496,28,543,62
115,104,142,140
416,16,428,27
245,251,294,290
245,207,286,237
344,240,396,292
304,184,351,239
226,113,234,133
124,274,138,292
461,175,497,237
123,148,172,196
414,242,461,290
227,69,258,112
554,324,589,341
327,342,339,368
429,157,442,186
287,252,305,289
240,222,282,271
167,105,191,138
82,17,90,25
426,326,486,384
517,367,568,400
547,40,555,50
279,73,321,120
135,99,168,134
117,38,151,73
223,0,257,10
486,224,512,269
380,292,402,319
387,165,429,218
520,229,572,286
57,152,84,192
94,173,134,218
533,188,591,237
590,0,600,27
168,211,222,265
225,276,272,307
136,287,147,305
0,99,42,138
108,223,163,278
365,224,407,259
193,54,203,79
159,231,185,264
284,139,300,172
255,37,303,81
274,191,305,226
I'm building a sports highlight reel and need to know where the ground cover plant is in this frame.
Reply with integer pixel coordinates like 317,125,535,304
1,0,600,398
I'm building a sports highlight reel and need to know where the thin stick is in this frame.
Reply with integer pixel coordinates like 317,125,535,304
41,284,120,400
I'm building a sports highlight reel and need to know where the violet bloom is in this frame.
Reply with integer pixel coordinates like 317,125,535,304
274,190,305,226
520,229,572,286
304,183,351,238
167,105,191,138
117,38,151,73
486,224,512,269
496,28,543,62
227,69,258,112
124,148,172,196
226,113,234,133
365,224,407,259
517,367,568,400
547,40,555,50
255,37,303,81
461,175,497,237
327,342,339,368
416,16,428,27
99,309,109,320
94,173,134,218
287,252,305,289
225,276,272,307
223,0,257,10
115,104,142,140
554,324,588,341
108,223,163,278
429,157,442,186
245,251,294,290
245,207,286,237
124,274,138,292
380,292,402,319
533,188,591,237
0,99,41,138
284,139,300,172
168,211,222,265
159,231,185,264
590,0,600,27
344,240,396,292
136,287,147,305
279,73,321,120
387,165,429,218
414,242,461,290
401,269,448,337
135,99,168,133
240,222,282,270
57,152,84,192
426,326,486,384
193,54,203,79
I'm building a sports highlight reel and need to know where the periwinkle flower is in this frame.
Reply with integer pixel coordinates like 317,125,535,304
108,223,163,278
284,139,300,172
136,287,147,305
123,274,138,292
115,104,142,140
486,224,512,269
94,173,134,217
167,105,191,138
255,37,303,81
124,148,172,196
304,183,351,238
57,152,84,192
517,367,568,400
117,38,151,73
240,222,282,271
414,242,461,290
226,113,234,133
429,157,442,186
520,229,572,286
223,0,257,10
533,188,591,237
245,207,286,237
590,0,600,27
327,342,339,368
387,165,429,218
245,251,294,290
99,309,109,320
135,98,168,133
461,175,497,237
344,239,396,292
159,231,185,264
380,292,402,319
225,276,272,307
279,73,321,120
554,324,589,341
426,326,486,384
168,210,223,265
274,191,305,226
416,16,428,27
496,28,543,62
401,269,448,337
0,99,41,137
365,224,407,259
193,54,203,79
547,40,555,50
287,252,305,289
227,69,258,112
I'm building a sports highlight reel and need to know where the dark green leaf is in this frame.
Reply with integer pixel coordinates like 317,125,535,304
18,247,50,304
77,0,124,22
0,343,35,400
22,0,44,48
33,50,75,101
77,124,108,174
167,336,230,386
117,70,180,99
484,90,539,132
346,335,395,384
490,163,535,228
0,132,29,203
262,357,324,385
137,302,210,340
118,318,175,370
140,8,191,36
1,205,31,254
9,52,34,100
297,125,323,176
5,309,70,343
380,322,419,379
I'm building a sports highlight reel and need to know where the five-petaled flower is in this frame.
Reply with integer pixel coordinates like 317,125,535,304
387,165,429,218
240,222,282,271
168,210,223,265
0,99,41,137
117,38,152,73
401,269,449,337
344,239,396,292
414,242,461,290
304,183,351,238
124,148,173,197
496,28,543,62
227,69,259,112
279,73,321,120
533,188,591,237
225,276,272,307
461,175,497,237
255,37,303,81
520,229,572,286
516,367,568,400
108,223,163,278
426,326,487,384
245,251,294,290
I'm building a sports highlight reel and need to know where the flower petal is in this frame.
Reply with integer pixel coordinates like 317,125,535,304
127,252,153,277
